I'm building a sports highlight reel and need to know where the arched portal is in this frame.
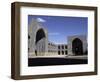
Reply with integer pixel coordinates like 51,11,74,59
72,38,83,55
35,28,46,56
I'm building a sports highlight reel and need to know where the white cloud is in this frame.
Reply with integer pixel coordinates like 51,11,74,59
49,32,60,36
36,18,46,22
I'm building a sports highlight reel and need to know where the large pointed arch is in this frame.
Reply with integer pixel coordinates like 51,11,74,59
72,38,83,55
35,28,46,43
35,28,46,56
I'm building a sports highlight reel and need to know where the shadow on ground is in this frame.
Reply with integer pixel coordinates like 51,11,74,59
28,57,88,66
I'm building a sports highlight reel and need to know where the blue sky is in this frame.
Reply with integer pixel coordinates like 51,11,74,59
28,15,88,44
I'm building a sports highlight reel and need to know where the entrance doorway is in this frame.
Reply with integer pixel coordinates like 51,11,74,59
35,29,46,56
72,38,83,55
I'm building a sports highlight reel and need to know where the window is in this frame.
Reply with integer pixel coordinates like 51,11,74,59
65,45,67,49
58,45,60,49
65,50,67,55
58,51,60,55
62,51,64,55
28,35,30,39
62,45,64,49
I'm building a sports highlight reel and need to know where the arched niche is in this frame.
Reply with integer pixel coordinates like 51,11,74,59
35,28,46,56
72,38,83,55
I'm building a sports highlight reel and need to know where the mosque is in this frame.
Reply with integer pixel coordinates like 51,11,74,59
28,18,87,58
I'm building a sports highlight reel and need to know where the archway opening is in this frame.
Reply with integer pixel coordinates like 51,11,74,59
35,29,46,56
35,29,46,44
72,38,83,55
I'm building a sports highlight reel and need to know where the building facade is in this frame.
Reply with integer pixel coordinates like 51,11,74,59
28,18,48,58
58,44,68,55
67,35,87,56
48,42,58,56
